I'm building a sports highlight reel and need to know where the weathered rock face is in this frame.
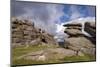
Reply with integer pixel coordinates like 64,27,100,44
84,22,96,39
63,22,96,56
66,37,95,50
85,22,96,35
11,18,57,47
63,22,82,27
65,37,95,55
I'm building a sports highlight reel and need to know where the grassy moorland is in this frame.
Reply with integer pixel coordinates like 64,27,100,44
12,45,96,66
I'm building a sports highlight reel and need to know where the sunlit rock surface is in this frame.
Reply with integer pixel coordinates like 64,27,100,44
63,22,96,55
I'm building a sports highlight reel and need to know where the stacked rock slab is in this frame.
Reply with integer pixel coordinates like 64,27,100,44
63,23,83,37
63,22,96,56
84,22,96,44
11,18,57,47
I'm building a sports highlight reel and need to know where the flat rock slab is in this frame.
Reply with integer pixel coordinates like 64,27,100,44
17,48,76,61
64,29,83,36
63,23,82,27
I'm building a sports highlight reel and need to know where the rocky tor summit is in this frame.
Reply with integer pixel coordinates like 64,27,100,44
63,22,96,56
12,18,96,63
12,17,58,47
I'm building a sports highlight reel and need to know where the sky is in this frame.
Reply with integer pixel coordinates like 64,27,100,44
11,0,96,36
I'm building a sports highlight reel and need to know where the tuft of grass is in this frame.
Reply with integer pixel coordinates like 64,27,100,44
12,45,57,57
12,54,96,66
61,54,96,62
12,58,61,66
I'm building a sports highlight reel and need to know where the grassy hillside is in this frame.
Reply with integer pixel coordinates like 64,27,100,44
12,45,95,66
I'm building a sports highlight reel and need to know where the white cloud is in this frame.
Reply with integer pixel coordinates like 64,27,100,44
69,5,82,20
56,23,65,33
55,23,69,40
12,2,65,35
63,17,95,24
